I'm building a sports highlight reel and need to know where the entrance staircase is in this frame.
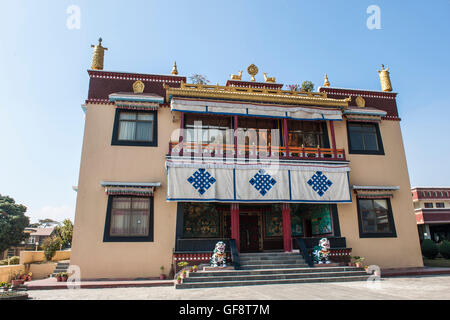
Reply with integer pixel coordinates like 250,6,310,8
51,261,70,277
176,252,369,289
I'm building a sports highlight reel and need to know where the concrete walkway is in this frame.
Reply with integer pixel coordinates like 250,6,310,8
24,277,173,290
26,275,450,300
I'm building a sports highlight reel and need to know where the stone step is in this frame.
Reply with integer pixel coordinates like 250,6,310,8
240,263,309,270
240,259,305,266
183,271,367,283
239,252,297,258
188,266,361,278
176,275,370,289
239,255,305,261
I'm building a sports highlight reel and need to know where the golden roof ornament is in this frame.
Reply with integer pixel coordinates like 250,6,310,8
247,64,259,81
90,37,108,70
323,74,330,87
171,61,178,75
132,80,145,93
378,64,393,92
263,73,276,83
355,96,366,108
230,71,243,80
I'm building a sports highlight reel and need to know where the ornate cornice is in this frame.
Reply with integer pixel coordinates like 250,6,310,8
164,83,350,107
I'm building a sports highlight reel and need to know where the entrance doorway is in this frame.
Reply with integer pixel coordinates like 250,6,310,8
239,213,262,252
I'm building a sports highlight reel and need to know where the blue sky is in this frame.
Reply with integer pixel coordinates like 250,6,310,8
0,0,449,223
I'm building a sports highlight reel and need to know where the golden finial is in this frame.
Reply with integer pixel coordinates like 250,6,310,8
355,96,365,108
263,72,276,83
171,61,178,75
133,80,145,93
378,64,392,92
247,64,259,82
323,74,330,87
90,37,108,70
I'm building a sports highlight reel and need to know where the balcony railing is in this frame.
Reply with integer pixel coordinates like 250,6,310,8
168,142,346,161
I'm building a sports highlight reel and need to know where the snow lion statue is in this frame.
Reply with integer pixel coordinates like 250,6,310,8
210,241,227,267
312,238,331,264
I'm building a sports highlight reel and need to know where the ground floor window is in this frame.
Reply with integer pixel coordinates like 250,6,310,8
183,203,225,238
103,196,154,242
290,204,333,237
357,198,397,238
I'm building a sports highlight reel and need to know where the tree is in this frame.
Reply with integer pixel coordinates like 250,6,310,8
0,195,30,254
189,74,210,85
42,236,62,261
301,81,315,92
54,219,73,248
37,218,60,228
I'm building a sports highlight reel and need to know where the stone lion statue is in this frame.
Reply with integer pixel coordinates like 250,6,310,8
313,238,331,264
210,241,227,267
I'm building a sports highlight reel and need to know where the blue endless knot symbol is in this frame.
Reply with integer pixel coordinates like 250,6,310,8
307,171,333,197
249,169,277,196
187,168,216,195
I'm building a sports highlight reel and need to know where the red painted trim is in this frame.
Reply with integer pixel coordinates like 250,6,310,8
179,112,184,156
87,69,186,83
233,115,238,159
329,121,337,158
230,203,240,252
282,203,292,252
283,118,289,157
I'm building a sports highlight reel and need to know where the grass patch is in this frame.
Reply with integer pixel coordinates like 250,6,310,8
423,258,450,268
0,292,29,300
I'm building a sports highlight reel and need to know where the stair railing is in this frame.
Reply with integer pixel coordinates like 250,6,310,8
295,238,314,267
229,239,240,270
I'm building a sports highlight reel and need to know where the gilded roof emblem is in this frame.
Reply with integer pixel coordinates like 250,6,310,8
247,64,259,81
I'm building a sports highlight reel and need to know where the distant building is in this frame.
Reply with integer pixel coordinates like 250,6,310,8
28,227,56,246
412,187,450,242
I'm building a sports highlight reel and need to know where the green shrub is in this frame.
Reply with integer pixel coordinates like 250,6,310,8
8,256,19,265
421,239,438,259
42,236,62,261
438,240,450,259
0,256,19,265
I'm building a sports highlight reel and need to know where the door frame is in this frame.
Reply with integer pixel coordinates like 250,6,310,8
239,211,263,252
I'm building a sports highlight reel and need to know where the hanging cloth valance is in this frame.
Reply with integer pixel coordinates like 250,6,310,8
171,98,343,121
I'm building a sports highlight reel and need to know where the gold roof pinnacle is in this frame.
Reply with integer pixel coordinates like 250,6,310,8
171,61,178,75
90,37,108,70
378,64,393,92
323,74,330,87
247,64,259,81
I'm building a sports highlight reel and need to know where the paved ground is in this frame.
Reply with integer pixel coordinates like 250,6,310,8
27,275,450,300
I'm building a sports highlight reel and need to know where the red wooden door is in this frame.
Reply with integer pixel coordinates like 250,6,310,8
239,214,260,252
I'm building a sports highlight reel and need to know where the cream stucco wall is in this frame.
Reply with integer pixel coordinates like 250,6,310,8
72,103,423,280
71,104,179,280
331,119,423,268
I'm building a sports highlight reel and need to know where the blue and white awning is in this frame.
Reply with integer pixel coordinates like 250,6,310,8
170,98,343,121
166,160,351,203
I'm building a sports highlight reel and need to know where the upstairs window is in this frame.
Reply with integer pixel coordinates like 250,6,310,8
424,203,434,208
347,122,384,155
287,120,329,148
436,203,445,208
112,109,157,146
184,114,232,145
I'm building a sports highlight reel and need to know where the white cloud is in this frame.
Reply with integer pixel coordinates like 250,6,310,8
29,205,75,224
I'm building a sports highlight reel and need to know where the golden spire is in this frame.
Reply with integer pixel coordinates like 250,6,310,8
90,37,108,70
323,74,330,87
171,61,178,75
247,64,259,81
378,64,393,92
